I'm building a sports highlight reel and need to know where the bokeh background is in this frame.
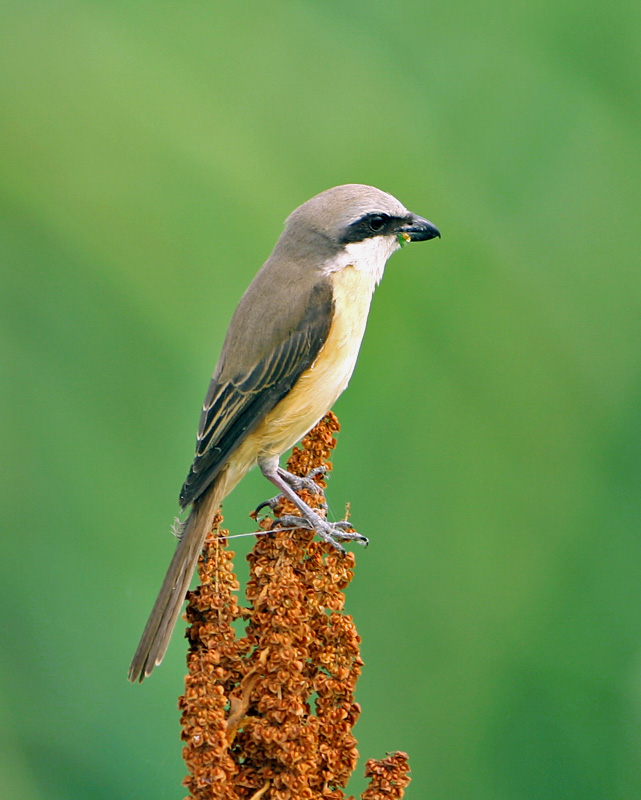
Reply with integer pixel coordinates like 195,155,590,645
2,1,641,798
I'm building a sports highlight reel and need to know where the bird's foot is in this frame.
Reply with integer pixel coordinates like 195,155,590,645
278,465,328,497
254,466,328,517
271,513,368,554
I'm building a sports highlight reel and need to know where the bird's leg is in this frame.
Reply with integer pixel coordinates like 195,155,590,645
258,458,368,553
254,465,328,516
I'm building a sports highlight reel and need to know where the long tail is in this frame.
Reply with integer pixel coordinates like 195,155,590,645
128,478,226,683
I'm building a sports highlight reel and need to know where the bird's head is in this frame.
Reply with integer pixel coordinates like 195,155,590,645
282,184,440,283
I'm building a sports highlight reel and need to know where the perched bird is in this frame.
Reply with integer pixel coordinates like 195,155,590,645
129,184,440,682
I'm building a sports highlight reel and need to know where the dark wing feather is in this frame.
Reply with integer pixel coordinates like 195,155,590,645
179,280,334,508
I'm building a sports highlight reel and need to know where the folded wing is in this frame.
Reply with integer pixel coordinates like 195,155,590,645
179,279,334,507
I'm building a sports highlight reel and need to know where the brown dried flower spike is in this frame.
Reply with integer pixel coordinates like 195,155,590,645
179,412,411,800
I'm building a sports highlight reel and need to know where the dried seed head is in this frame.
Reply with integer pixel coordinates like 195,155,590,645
179,414,411,800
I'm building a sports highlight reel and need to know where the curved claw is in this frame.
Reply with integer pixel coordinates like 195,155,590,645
333,529,369,547
254,496,280,517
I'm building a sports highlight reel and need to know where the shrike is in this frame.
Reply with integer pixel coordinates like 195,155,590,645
129,184,440,682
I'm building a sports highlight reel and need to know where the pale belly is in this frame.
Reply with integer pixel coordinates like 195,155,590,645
225,264,375,487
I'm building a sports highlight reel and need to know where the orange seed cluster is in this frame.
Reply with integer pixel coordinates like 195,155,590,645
179,413,410,800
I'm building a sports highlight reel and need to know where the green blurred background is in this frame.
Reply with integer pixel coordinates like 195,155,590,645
2,1,641,798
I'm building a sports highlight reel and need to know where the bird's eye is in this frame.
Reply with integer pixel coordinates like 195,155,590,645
368,214,386,232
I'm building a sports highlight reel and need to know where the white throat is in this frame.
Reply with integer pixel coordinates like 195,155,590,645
323,235,401,289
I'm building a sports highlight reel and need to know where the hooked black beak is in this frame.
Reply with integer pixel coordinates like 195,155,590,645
401,214,441,242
